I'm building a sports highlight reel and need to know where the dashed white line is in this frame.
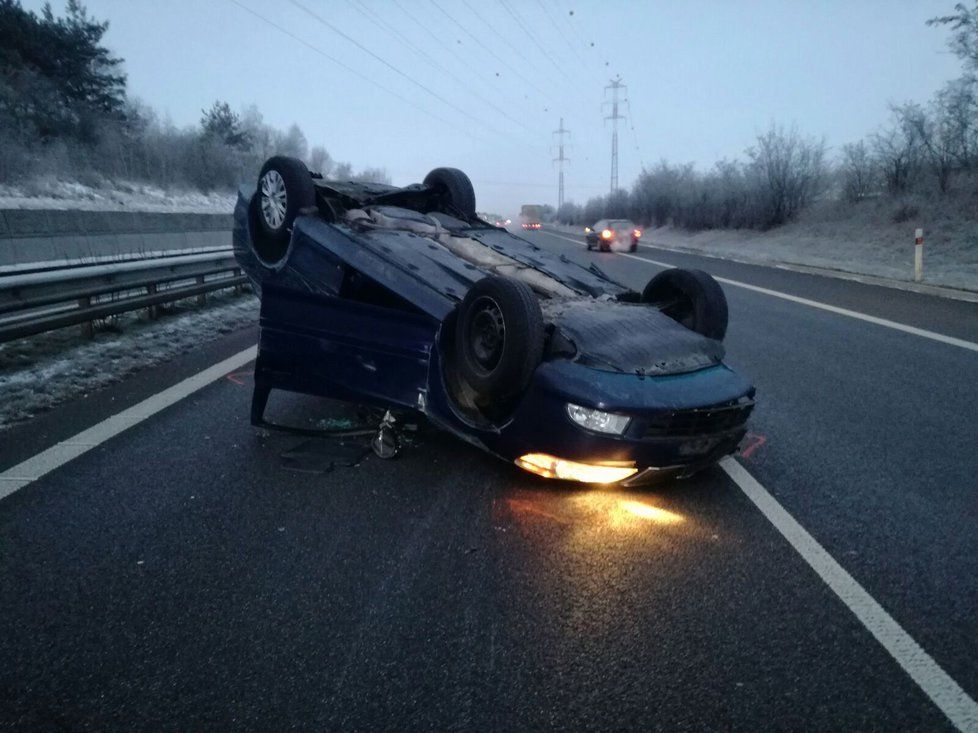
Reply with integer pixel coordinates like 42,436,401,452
0,345,257,501
539,229,978,353
721,457,978,732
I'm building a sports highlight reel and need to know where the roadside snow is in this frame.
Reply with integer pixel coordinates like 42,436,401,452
0,179,235,213
552,204,978,292
639,225,978,292
0,291,258,430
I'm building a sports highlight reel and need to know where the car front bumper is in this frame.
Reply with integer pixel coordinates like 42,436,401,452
429,358,755,484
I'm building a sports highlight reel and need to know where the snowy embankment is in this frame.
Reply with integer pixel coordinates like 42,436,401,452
0,291,258,430
0,179,235,213
553,203,978,293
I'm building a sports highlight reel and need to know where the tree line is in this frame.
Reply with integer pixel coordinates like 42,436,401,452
558,2,978,230
0,0,387,192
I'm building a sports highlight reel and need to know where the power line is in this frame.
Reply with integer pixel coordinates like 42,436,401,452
496,0,577,89
534,0,582,68
428,0,558,106
625,100,646,172
347,0,538,137
287,0,509,139
475,179,608,190
452,0,594,134
458,0,563,94
549,0,609,89
225,0,487,144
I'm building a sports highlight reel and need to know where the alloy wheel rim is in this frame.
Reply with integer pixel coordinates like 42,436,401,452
259,170,287,230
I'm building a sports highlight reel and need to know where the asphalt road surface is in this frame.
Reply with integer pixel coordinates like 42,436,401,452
2,226,977,730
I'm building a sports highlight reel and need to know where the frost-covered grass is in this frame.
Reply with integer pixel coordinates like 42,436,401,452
0,291,258,431
0,178,235,213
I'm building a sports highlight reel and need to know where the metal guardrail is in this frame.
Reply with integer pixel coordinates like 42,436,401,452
0,248,247,342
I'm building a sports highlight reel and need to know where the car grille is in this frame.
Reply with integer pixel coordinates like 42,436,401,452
642,398,754,438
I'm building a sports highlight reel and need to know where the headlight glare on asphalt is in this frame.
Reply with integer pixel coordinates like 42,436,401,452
566,403,630,434
515,453,638,483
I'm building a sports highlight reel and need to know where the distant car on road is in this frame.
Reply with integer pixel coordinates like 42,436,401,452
585,219,642,252
233,156,754,485
478,212,511,227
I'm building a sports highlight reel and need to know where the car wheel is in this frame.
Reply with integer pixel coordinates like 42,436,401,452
455,276,543,410
424,167,476,219
253,156,316,264
641,268,729,340
630,242,638,252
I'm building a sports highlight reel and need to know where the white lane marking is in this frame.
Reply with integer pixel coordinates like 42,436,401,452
538,229,978,353
545,227,978,723
721,457,978,732
0,345,257,501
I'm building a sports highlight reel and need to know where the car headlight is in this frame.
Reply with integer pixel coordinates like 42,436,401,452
566,403,630,434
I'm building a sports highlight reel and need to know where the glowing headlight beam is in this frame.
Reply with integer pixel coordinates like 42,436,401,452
516,453,638,484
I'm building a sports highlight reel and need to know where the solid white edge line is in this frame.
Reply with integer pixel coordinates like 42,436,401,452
720,457,978,732
537,229,978,353
546,227,978,726
0,345,257,501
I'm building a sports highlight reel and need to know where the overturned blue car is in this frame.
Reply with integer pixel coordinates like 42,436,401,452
232,156,755,485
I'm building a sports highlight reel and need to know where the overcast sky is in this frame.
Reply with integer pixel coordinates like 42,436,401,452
24,0,964,215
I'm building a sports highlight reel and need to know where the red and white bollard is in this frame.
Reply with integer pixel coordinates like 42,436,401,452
914,228,924,282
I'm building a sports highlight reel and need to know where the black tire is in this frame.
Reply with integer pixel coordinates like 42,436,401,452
629,242,638,252
254,156,316,262
424,167,476,219
642,268,729,340
455,276,543,408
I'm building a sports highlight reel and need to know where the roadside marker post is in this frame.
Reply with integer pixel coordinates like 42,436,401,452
914,228,924,282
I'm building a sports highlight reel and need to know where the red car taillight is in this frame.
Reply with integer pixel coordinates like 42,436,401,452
601,229,613,240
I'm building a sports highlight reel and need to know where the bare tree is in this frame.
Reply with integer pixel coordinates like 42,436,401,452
936,78,978,169
332,162,354,180
307,145,333,176
583,196,605,225
840,141,878,201
900,100,964,192
275,123,308,161
351,166,390,184
556,201,582,224
929,2,978,76
746,125,826,226
872,106,924,193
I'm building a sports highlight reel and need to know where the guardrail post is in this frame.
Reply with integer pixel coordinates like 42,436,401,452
78,296,94,338
196,275,206,305
147,283,160,320
234,268,243,295
914,228,924,282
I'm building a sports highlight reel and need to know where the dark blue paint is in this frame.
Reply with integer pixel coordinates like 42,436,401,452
233,188,755,479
